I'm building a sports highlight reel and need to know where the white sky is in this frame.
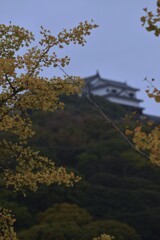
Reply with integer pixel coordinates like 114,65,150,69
1,0,160,115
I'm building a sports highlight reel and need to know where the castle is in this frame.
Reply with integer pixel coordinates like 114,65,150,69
84,71,144,114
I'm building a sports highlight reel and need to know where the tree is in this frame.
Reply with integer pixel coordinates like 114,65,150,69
82,220,141,240
18,204,140,240
18,203,93,240
125,0,160,166
0,21,98,238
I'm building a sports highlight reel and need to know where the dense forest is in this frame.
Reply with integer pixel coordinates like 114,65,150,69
1,95,160,240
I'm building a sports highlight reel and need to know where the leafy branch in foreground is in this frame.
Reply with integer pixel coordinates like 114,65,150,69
0,208,17,240
131,0,160,166
141,0,160,36
0,21,98,239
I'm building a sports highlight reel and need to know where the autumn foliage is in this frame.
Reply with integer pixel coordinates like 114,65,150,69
126,0,160,166
0,21,98,239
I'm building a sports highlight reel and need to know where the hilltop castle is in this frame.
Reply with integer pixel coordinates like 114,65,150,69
84,71,144,114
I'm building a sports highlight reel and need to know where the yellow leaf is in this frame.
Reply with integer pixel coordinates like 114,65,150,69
134,126,142,132
132,111,137,115
155,95,160,102
125,129,133,135
148,93,153,98
147,120,154,126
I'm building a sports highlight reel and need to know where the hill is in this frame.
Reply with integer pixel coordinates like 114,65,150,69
1,95,160,240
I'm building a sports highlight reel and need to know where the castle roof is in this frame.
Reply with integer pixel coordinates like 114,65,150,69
85,71,140,91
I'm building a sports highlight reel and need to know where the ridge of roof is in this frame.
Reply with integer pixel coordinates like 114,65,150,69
85,72,139,91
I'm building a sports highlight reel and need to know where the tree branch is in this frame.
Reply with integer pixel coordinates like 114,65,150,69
84,93,150,160
58,65,150,161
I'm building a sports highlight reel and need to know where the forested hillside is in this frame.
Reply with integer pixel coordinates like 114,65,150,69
1,95,160,240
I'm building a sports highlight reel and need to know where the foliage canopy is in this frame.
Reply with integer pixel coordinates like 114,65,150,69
126,0,160,166
0,21,98,238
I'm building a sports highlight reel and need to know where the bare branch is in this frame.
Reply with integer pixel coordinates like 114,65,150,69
58,65,150,161
84,93,150,160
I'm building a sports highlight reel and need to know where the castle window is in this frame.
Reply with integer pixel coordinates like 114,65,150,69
129,93,134,98
112,89,117,93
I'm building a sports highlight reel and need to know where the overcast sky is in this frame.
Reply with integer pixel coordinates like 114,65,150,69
1,0,160,115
